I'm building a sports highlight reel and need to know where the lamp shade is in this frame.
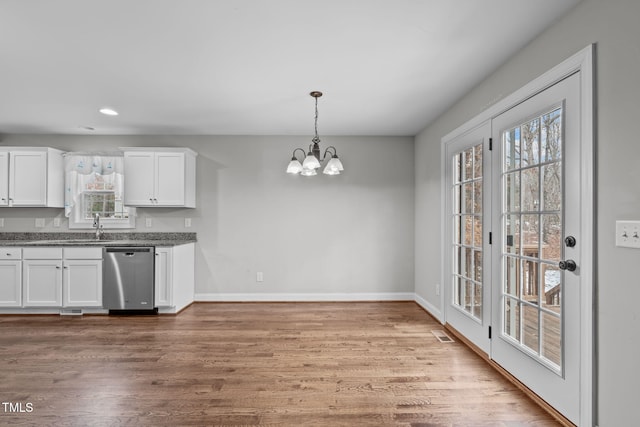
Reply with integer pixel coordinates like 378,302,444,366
302,153,321,170
325,156,344,172
300,168,317,176
286,159,303,174
323,164,340,175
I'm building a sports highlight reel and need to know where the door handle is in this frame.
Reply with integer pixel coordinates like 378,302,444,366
564,236,576,247
559,259,577,272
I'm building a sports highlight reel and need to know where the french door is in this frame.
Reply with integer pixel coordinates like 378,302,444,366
445,69,587,424
490,72,581,423
444,121,491,353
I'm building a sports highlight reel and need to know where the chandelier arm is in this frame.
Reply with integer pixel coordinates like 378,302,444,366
322,146,338,161
291,147,306,161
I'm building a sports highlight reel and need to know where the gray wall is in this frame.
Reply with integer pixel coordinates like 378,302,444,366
0,134,415,298
415,0,640,425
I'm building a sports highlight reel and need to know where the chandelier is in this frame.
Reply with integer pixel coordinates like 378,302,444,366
286,91,344,176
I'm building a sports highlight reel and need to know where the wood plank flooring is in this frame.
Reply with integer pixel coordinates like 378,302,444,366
0,302,561,426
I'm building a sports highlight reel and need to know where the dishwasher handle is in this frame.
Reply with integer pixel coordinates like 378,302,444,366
104,247,153,254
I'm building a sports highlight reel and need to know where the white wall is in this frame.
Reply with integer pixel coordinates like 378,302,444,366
0,134,415,299
415,0,640,425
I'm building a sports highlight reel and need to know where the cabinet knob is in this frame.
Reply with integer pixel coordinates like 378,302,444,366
56,266,61,269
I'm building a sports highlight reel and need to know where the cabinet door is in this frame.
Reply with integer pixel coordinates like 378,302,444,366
155,152,185,206
123,152,155,206
154,247,172,307
9,151,48,206
23,260,63,307
0,260,22,307
0,152,9,206
63,260,103,307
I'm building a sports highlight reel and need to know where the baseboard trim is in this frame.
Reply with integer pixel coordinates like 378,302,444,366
195,292,415,302
413,293,443,323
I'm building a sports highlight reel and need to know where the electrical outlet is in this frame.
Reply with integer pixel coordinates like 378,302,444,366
184,218,192,228
435,283,440,296
145,217,153,228
35,218,45,228
0,218,4,227
256,272,264,282
53,217,61,227
616,220,640,248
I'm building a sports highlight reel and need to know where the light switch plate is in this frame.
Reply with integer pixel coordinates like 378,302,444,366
616,220,640,248
35,218,45,228
0,218,4,227
53,217,61,227
145,217,153,228
184,218,192,228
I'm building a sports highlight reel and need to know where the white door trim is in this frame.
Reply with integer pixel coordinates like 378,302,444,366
440,45,594,426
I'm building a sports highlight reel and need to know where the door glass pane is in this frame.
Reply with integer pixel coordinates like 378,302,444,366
541,311,562,367
463,183,473,213
504,128,520,170
505,172,520,212
505,215,520,255
523,304,540,353
541,263,562,311
541,109,562,162
542,163,562,211
522,260,539,303
473,284,482,318
451,143,483,321
541,214,561,262
504,256,520,297
501,106,563,371
463,147,473,181
521,117,540,167
504,297,521,341
521,167,539,212
473,144,483,179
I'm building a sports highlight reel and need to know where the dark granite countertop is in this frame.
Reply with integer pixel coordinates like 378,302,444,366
0,232,197,247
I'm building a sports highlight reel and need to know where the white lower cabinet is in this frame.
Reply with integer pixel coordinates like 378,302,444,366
154,243,194,313
63,260,103,307
21,247,102,308
0,260,22,307
23,258,63,307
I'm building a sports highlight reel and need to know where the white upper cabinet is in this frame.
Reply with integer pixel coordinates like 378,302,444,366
123,148,197,207
0,148,64,207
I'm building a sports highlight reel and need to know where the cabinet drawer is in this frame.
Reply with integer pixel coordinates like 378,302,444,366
64,247,103,260
0,247,21,259
22,247,63,260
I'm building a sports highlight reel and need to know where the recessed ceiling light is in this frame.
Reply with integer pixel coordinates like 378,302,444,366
99,107,118,116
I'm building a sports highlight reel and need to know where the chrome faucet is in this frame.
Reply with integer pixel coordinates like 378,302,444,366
93,213,104,240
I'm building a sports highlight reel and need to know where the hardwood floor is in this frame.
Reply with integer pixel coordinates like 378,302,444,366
0,302,560,426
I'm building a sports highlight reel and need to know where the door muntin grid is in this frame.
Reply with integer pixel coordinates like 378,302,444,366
452,143,483,321
501,105,564,373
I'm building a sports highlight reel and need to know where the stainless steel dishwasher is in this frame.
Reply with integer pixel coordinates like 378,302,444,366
103,247,156,313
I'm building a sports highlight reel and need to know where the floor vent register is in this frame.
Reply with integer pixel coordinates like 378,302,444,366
431,330,454,343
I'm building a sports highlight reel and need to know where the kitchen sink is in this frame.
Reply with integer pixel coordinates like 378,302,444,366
30,239,119,245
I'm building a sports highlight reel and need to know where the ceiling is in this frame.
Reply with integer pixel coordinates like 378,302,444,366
0,0,581,136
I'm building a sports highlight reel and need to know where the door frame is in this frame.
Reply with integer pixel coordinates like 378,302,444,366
440,45,594,426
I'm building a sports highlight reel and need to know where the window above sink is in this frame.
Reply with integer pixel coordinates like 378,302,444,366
64,153,136,229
